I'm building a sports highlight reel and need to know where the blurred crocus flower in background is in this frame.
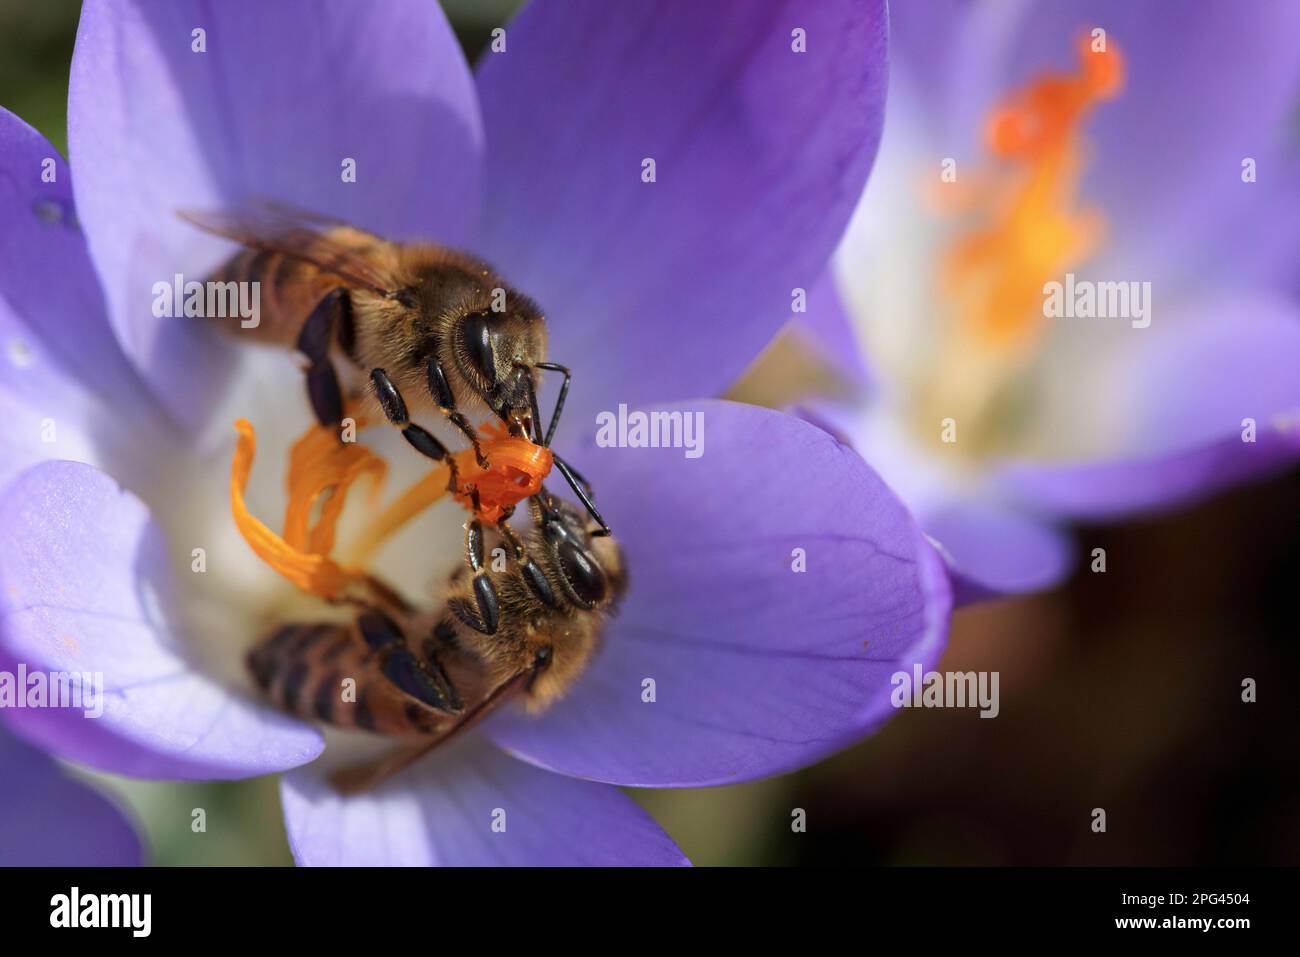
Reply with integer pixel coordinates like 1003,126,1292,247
0,0,955,865
803,0,1300,601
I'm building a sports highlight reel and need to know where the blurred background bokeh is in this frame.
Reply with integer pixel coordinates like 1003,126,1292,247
3,0,1295,866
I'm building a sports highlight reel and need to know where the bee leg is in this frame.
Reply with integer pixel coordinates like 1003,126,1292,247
329,662,540,795
305,362,344,430
427,358,490,469
497,521,559,609
550,457,612,537
356,607,463,713
297,290,347,429
554,454,593,497
451,519,501,635
381,645,462,713
370,368,463,494
356,606,406,651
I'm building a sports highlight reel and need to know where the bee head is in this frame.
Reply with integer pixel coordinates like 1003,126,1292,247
534,498,624,611
456,298,546,434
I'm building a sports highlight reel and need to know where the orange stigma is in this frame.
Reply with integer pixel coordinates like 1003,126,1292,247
449,419,553,525
916,34,1124,456
349,419,552,565
942,33,1124,348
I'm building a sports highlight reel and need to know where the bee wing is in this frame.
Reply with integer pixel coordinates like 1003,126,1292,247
179,202,396,293
328,665,536,794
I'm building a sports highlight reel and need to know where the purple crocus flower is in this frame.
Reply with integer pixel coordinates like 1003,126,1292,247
801,0,1300,602
0,0,951,865
0,722,142,866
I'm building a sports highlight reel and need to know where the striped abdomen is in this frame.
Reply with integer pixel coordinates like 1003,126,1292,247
247,616,466,738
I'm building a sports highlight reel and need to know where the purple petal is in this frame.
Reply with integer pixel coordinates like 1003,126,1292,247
487,401,951,787
475,0,888,428
787,270,872,391
281,737,688,866
907,1,1300,286
69,0,484,428
1035,1,1300,286
0,107,140,404
1122,294,1300,452
792,402,1075,602
0,298,101,489
1000,294,1300,519
0,722,143,865
924,502,1075,606
0,460,323,778
886,0,983,120
999,428,1300,521
0,107,162,486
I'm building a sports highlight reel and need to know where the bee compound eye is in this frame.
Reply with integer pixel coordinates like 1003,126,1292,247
557,540,607,607
463,312,496,382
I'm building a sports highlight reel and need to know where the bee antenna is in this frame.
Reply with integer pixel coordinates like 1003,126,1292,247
552,455,611,537
532,362,572,449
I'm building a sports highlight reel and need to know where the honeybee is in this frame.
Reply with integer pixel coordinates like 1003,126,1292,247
248,495,626,793
182,204,605,532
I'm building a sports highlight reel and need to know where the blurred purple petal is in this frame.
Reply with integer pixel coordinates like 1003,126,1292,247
888,0,988,125
487,401,951,787
925,502,1074,606
999,427,1300,521
1000,294,1300,519
281,737,688,866
69,0,483,428
476,0,888,429
787,270,872,390
0,722,143,866
1030,1,1300,285
908,1,1300,285
1121,294,1300,452
0,460,323,778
